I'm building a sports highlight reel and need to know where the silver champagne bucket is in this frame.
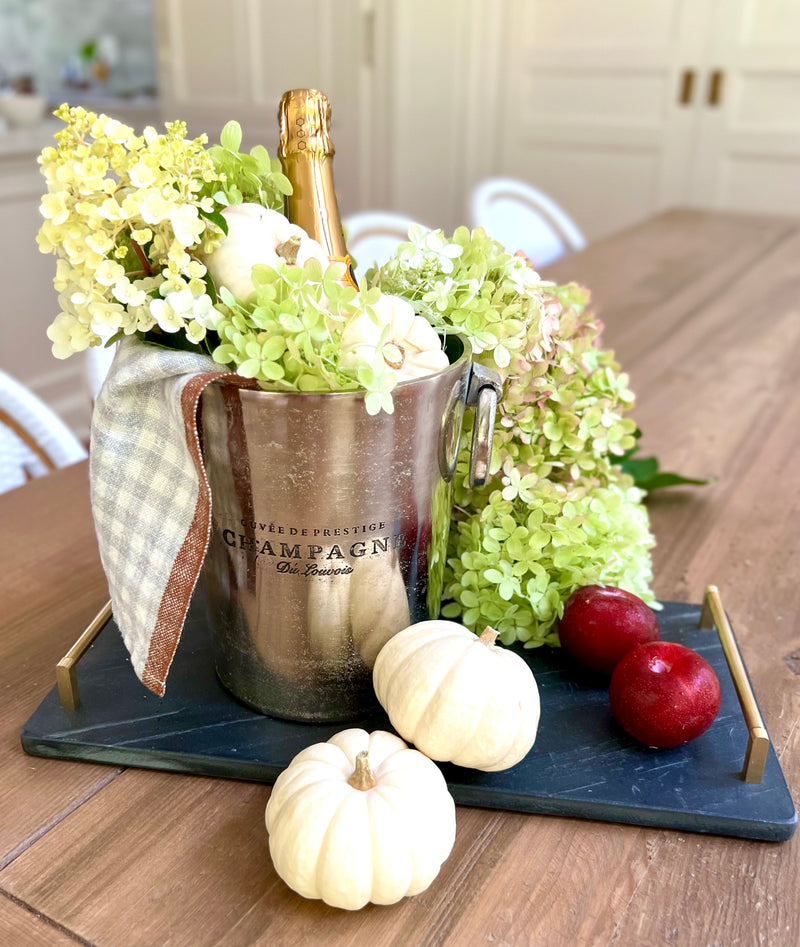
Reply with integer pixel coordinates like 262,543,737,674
198,335,500,721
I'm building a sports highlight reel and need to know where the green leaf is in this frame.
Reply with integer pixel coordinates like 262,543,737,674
249,144,270,170
619,452,713,491
272,173,293,195
138,329,205,355
635,470,714,491
615,427,711,491
220,120,243,152
103,330,124,348
620,456,659,482
199,208,228,236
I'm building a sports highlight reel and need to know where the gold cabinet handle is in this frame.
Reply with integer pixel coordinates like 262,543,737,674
679,69,695,105
708,69,724,107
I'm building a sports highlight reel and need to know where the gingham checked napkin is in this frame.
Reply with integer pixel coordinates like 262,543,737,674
90,336,250,696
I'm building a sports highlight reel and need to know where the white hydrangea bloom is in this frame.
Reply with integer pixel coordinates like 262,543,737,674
39,104,229,356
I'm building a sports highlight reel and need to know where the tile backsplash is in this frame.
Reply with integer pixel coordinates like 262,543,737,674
0,0,157,100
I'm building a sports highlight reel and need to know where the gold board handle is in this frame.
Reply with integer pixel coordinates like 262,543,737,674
56,600,112,710
699,585,769,783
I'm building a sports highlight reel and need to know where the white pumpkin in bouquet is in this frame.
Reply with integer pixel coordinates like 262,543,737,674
202,203,329,301
341,294,450,381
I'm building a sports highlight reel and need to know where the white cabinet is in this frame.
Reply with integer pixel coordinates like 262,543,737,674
155,0,368,214
687,0,800,216
154,0,800,243
154,0,479,229
488,0,800,240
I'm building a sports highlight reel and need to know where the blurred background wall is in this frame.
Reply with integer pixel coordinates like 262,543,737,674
1,0,799,440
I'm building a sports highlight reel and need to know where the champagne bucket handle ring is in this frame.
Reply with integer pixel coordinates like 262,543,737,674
466,363,503,488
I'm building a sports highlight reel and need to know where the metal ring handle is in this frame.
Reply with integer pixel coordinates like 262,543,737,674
469,384,497,487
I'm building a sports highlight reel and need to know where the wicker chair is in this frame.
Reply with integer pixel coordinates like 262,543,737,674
0,370,87,494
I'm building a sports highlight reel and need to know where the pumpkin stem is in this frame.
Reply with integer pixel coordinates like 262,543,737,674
276,235,302,264
479,626,499,647
347,751,378,791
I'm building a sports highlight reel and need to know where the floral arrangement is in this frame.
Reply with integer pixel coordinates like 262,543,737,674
38,106,656,646
38,106,439,415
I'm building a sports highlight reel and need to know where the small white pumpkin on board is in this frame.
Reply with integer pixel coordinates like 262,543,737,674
203,203,329,301
373,620,540,772
265,728,456,910
340,293,450,381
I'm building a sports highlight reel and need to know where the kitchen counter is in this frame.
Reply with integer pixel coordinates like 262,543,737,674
0,95,161,156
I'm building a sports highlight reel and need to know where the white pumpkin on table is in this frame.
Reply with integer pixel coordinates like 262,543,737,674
265,728,456,910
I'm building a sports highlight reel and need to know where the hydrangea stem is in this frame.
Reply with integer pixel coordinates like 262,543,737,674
129,232,152,277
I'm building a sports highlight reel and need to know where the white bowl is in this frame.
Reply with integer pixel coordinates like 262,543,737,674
0,93,47,127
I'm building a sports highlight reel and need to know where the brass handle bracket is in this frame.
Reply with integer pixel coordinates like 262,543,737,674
708,69,724,107
679,68,695,105
56,600,113,710
698,585,769,783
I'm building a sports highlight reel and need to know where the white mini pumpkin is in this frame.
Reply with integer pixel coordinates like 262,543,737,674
340,294,450,381
203,203,329,301
265,728,456,910
373,620,540,771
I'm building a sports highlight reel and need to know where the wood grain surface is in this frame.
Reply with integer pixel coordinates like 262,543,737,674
1,209,798,946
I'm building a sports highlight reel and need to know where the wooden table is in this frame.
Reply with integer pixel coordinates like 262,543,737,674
1,209,798,946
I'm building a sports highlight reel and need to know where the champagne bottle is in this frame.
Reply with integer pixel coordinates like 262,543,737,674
277,88,358,289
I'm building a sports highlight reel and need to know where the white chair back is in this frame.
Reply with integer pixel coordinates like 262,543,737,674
343,212,429,281
0,370,87,494
470,178,586,268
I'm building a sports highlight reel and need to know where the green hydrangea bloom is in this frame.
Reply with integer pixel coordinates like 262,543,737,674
375,225,657,646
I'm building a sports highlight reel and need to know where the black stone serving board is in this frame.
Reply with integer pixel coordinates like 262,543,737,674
21,600,797,842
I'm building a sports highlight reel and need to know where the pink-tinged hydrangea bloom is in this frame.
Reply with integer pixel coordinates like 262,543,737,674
375,225,653,646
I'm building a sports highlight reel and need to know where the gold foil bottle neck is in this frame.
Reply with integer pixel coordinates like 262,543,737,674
277,87,357,288
278,89,334,158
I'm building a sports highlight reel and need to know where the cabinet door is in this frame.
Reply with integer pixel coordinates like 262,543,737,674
363,0,476,233
491,0,710,241
156,0,366,211
689,0,800,215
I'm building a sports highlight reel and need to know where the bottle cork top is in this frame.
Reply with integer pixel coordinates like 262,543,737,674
278,89,333,158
